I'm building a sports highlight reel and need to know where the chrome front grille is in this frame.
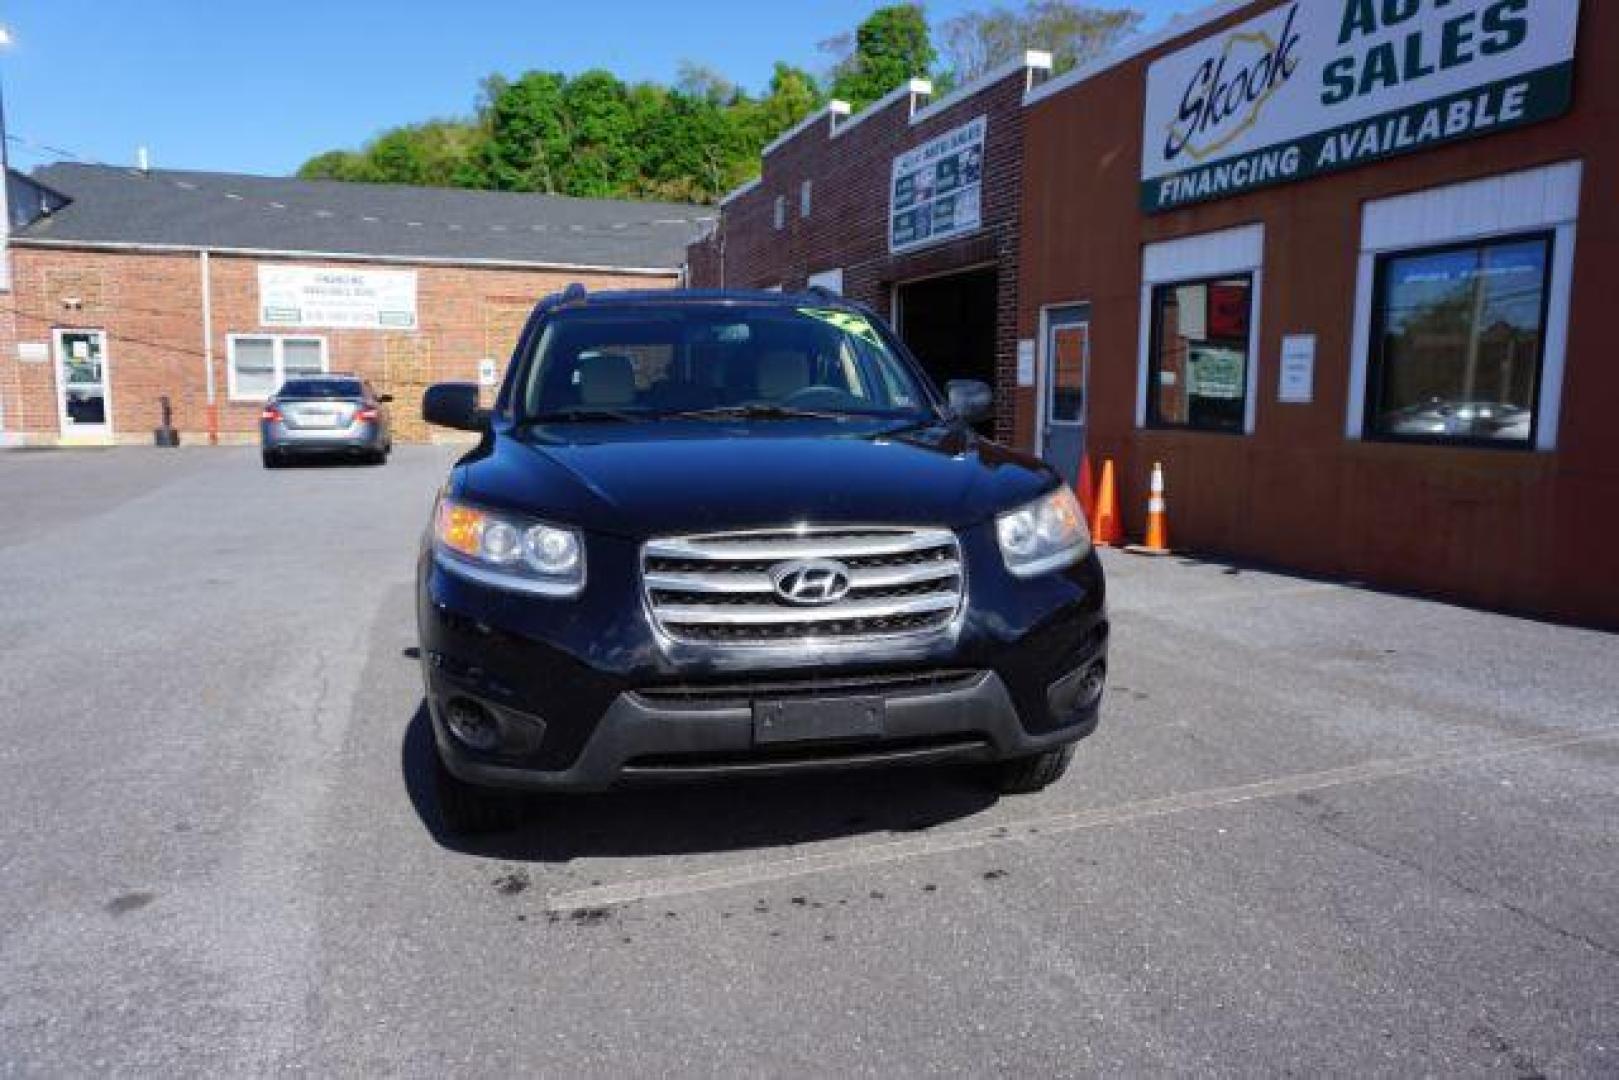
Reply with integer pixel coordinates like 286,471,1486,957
642,527,964,646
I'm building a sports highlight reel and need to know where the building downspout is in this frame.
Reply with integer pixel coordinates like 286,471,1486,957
200,249,217,444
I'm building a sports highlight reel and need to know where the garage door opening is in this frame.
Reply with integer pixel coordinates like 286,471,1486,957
895,267,998,423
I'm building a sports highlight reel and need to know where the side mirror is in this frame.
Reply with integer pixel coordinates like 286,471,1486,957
422,382,488,432
946,379,993,425
378,393,395,404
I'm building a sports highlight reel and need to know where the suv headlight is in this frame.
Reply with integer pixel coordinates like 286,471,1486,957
996,486,1091,578
433,496,585,597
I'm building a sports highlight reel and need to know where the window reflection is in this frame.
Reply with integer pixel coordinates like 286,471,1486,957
1370,235,1549,446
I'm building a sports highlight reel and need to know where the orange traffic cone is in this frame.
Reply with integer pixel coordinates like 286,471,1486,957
1075,451,1096,521
1126,462,1171,556
1091,458,1122,547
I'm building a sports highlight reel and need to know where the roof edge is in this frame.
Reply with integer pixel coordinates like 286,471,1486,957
10,236,683,276
760,100,853,161
835,79,935,139
912,50,1052,128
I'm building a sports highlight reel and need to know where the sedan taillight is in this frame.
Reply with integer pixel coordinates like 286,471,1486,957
356,406,379,423
261,405,282,423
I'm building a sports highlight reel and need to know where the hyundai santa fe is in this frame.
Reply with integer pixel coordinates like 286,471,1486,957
417,286,1108,833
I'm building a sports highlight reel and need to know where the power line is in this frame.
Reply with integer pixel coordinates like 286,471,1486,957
0,299,545,367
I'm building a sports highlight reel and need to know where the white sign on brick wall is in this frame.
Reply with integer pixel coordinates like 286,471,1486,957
259,265,418,330
890,116,986,254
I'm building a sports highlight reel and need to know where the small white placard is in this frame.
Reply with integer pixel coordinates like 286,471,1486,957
1279,334,1316,404
1016,339,1035,387
17,342,48,363
807,268,844,295
477,358,499,388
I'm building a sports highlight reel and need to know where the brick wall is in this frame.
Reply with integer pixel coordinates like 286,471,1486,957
0,246,676,445
688,63,1042,450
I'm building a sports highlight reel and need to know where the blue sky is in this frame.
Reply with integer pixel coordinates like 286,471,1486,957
1,0,1199,177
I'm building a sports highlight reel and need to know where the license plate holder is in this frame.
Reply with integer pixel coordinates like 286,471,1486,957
753,696,886,746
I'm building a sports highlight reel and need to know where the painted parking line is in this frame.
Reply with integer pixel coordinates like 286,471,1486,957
545,724,1619,914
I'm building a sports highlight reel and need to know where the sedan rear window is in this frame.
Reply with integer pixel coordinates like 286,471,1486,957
279,379,363,399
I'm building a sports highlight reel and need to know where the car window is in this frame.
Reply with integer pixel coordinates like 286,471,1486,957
278,379,362,399
516,304,932,419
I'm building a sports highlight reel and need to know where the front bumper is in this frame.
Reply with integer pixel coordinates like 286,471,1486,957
418,523,1108,793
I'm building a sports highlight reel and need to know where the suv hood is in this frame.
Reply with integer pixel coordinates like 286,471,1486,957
454,419,1058,538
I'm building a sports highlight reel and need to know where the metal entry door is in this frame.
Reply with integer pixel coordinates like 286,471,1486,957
1042,305,1090,488
54,329,114,442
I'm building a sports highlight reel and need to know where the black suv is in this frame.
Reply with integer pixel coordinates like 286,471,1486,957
418,287,1108,832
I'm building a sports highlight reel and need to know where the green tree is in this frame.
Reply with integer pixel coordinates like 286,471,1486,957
827,4,936,110
637,91,748,202
298,150,374,183
298,122,487,187
372,121,486,186
555,70,639,197
939,1,1142,83
675,61,738,106
760,62,825,133
482,71,571,192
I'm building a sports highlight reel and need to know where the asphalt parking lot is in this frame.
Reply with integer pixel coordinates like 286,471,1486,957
1,446,1615,1075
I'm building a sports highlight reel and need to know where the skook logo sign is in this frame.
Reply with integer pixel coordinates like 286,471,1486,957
1141,0,1582,212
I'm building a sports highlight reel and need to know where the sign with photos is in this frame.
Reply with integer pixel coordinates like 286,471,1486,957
890,116,986,254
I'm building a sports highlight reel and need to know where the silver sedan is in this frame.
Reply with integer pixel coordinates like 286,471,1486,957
260,374,393,468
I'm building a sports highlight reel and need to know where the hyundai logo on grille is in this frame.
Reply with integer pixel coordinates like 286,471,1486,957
770,559,853,606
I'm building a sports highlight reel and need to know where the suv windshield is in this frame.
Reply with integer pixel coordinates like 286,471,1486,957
279,379,362,399
514,303,936,422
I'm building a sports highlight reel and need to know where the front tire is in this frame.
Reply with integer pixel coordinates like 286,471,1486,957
989,744,1075,795
434,754,521,835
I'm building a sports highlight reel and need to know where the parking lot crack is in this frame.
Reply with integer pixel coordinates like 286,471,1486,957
1287,801,1619,964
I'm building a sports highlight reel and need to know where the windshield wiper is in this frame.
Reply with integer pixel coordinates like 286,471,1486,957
662,403,852,422
521,407,648,425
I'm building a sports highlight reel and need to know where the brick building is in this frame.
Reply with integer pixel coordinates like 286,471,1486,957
686,53,1055,448
1019,0,1614,626
0,164,703,446
695,0,1614,626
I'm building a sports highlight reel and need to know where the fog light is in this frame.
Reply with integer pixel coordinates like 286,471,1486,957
1046,660,1107,724
445,697,501,752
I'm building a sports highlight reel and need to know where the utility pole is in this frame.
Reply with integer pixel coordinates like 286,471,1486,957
0,25,14,294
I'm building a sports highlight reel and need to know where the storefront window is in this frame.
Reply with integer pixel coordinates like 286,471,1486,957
1147,275,1251,433
1366,233,1551,447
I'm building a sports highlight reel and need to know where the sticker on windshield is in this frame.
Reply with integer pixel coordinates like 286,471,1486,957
798,308,883,347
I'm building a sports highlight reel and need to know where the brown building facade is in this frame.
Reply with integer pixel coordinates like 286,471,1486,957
1019,0,1614,626
696,0,1611,626
688,54,1055,446
0,165,698,446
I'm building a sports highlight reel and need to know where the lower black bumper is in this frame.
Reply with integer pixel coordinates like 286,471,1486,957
418,529,1108,793
430,667,1101,793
